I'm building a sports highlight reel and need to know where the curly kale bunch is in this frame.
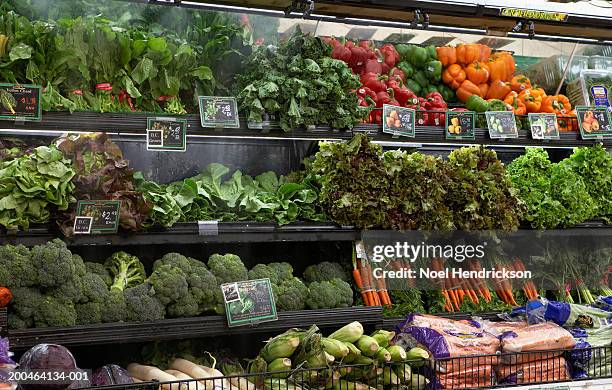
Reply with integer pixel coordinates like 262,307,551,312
306,278,354,310
248,262,294,285
447,146,525,230
273,277,308,311
302,262,349,283
310,134,391,228
549,163,595,227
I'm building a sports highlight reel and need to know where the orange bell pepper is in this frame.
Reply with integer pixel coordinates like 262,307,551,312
510,75,532,93
436,46,457,67
558,109,577,132
492,52,516,80
478,83,489,98
466,62,490,84
456,79,482,103
541,94,572,115
456,44,481,65
442,64,466,90
486,79,512,100
478,45,492,62
504,91,526,115
488,58,508,82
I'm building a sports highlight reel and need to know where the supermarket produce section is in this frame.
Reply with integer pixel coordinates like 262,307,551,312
0,0,610,389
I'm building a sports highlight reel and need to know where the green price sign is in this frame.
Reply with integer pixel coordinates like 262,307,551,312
199,96,239,128
222,278,277,327
0,83,42,121
146,117,187,152
382,104,415,137
576,106,612,139
76,200,121,234
445,111,475,139
528,113,559,140
485,111,518,139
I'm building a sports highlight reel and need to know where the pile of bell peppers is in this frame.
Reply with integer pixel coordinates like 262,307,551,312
326,38,451,125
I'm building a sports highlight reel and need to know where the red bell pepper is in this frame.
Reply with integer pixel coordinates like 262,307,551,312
380,44,400,68
332,44,351,63
369,109,382,124
357,86,377,102
418,92,448,126
364,58,383,75
361,72,387,93
389,67,406,82
375,89,399,108
348,46,369,70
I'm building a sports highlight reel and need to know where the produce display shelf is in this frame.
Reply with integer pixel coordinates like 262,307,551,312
1,112,609,149
6,307,383,349
381,311,505,330
0,222,361,246
1,221,609,247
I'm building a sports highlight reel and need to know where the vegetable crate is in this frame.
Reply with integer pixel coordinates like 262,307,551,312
86,346,611,390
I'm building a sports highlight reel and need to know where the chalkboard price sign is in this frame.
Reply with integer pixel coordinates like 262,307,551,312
445,111,476,139
76,200,121,234
485,111,518,139
222,278,277,327
146,117,187,151
199,96,240,128
528,113,559,140
576,106,612,139
0,83,42,121
382,104,415,137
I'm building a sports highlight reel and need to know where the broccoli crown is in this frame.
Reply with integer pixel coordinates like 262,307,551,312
80,272,110,303
0,244,37,289
273,277,308,311
303,262,349,283
85,261,113,286
75,302,103,325
8,315,32,329
182,265,219,313
153,252,197,273
34,296,77,327
47,277,84,303
208,253,248,284
248,262,294,285
147,264,189,306
72,253,87,277
9,287,43,321
306,278,354,310
30,239,77,288
105,251,146,292
124,283,166,322
101,290,127,323
166,293,200,318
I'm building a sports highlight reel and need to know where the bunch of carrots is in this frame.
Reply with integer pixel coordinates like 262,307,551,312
513,258,539,301
352,248,392,307
431,258,486,312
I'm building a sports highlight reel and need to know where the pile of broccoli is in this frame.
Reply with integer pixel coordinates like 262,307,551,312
1,241,355,329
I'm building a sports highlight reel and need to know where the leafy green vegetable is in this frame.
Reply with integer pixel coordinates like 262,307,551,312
0,145,75,229
238,27,367,131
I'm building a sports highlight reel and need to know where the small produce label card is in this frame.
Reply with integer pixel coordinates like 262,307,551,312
222,278,277,327
76,200,121,234
199,96,239,128
445,111,475,139
0,83,42,121
146,117,187,152
528,113,559,140
576,106,612,139
73,216,93,235
382,104,415,137
485,111,518,139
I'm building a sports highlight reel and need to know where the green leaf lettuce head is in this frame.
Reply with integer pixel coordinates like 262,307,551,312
237,27,368,131
0,145,75,230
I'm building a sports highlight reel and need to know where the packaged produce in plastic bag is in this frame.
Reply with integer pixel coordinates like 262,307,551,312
395,314,500,371
0,337,16,390
567,324,612,379
526,297,612,328
500,322,575,364
432,364,494,389
496,356,570,385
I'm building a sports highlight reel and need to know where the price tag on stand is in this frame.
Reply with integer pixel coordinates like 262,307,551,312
76,200,121,234
73,216,93,235
355,241,367,260
485,111,518,139
382,104,415,138
445,111,476,140
576,106,612,139
221,278,277,327
0,83,42,121
528,113,559,140
198,96,240,128
146,117,187,152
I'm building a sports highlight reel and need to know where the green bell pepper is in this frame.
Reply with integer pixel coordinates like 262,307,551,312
439,84,455,103
409,46,428,67
466,95,489,113
413,70,429,89
424,60,442,82
405,79,421,96
426,45,437,61
397,61,415,78
425,85,439,95
396,44,415,62
487,99,508,112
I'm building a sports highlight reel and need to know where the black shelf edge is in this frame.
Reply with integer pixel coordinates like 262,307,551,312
2,221,610,247
0,222,361,246
2,111,609,149
7,307,383,349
